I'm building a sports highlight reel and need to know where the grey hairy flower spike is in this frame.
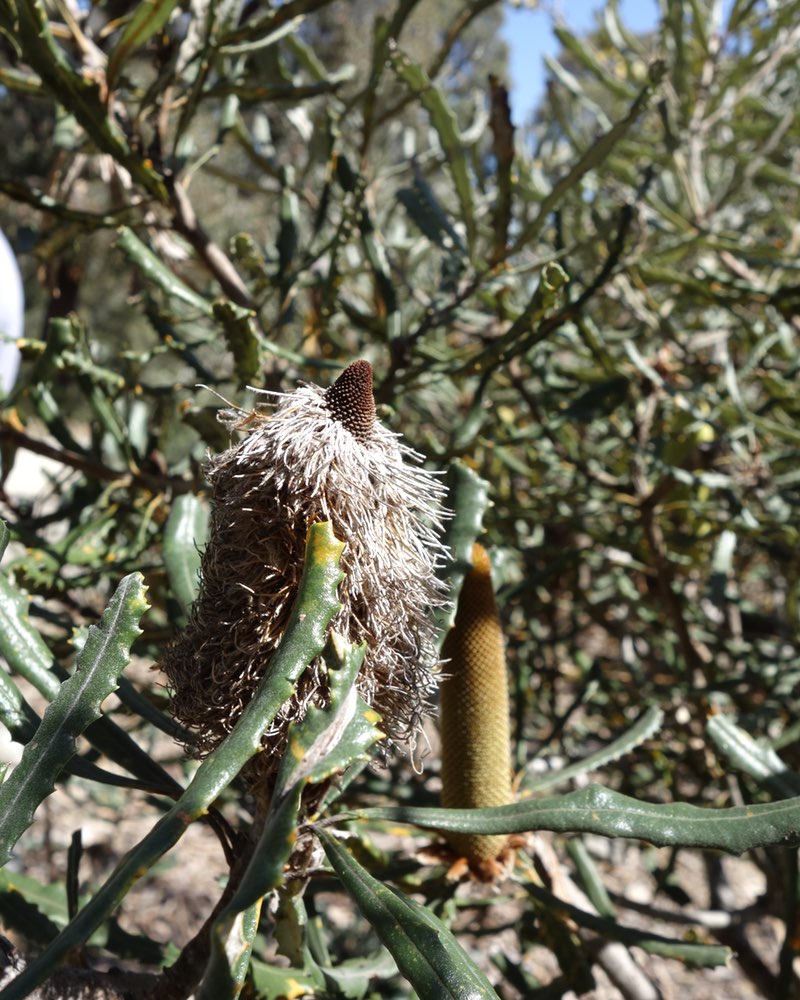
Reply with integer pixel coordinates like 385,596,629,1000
161,360,449,791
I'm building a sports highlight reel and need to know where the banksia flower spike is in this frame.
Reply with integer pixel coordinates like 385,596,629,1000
161,360,449,791
440,542,513,868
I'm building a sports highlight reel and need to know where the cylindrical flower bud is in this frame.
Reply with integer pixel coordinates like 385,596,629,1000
440,542,513,865
161,361,449,790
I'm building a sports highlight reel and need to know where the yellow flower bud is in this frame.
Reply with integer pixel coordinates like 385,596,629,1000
440,542,513,865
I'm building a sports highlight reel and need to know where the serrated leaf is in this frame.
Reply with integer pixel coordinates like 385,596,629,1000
197,634,381,1000
212,299,260,383
359,783,800,854
63,513,117,567
0,639,178,794
0,1,167,201
524,706,664,794
198,632,380,996
466,262,569,374
708,714,800,798
0,574,149,865
0,571,62,699
0,524,344,1000
320,832,500,999
273,633,377,797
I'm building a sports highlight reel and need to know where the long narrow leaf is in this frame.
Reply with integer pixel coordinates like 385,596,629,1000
0,565,180,792
358,783,800,854
211,299,261,383
0,522,343,1000
0,574,149,864
434,462,490,642
116,227,214,316
389,42,476,253
320,831,500,1000
196,897,265,1000
524,881,730,967
708,714,800,798
524,706,664,793
163,493,210,622
0,668,38,743
197,634,378,997
106,0,181,89
512,61,665,254
0,573,60,699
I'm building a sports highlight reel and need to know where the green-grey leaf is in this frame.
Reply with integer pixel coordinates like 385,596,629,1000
0,572,60,699
197,897,264,1000
524,706,664,794
273,633,376,797
199,557,370,997
0,523,343,1000
198,631,381,994
525,881,731,967
107,0,182,89
320,831,500,1000
212,299,261,383
0,668,38,744
0,573,149,865
359,783,800,854
163,493,210,622
116,227,213,316
250,959,324,998
435,462,490,642
388,42,475,253
708,714,800,798
512,62,665,253
0,1,167,201
396,170,466,256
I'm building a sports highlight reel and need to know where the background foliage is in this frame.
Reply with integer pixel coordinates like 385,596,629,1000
1,0,800,997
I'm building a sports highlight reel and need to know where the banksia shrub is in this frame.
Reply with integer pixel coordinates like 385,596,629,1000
161,361,449,790
440,542,513,866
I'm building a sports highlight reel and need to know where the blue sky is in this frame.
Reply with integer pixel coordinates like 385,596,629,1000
501,0,659,122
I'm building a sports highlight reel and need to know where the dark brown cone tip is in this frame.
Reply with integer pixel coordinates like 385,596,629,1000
325,360,376,441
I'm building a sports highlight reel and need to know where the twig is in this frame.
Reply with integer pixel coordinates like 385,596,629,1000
0,422,191,496
167,176,255,310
